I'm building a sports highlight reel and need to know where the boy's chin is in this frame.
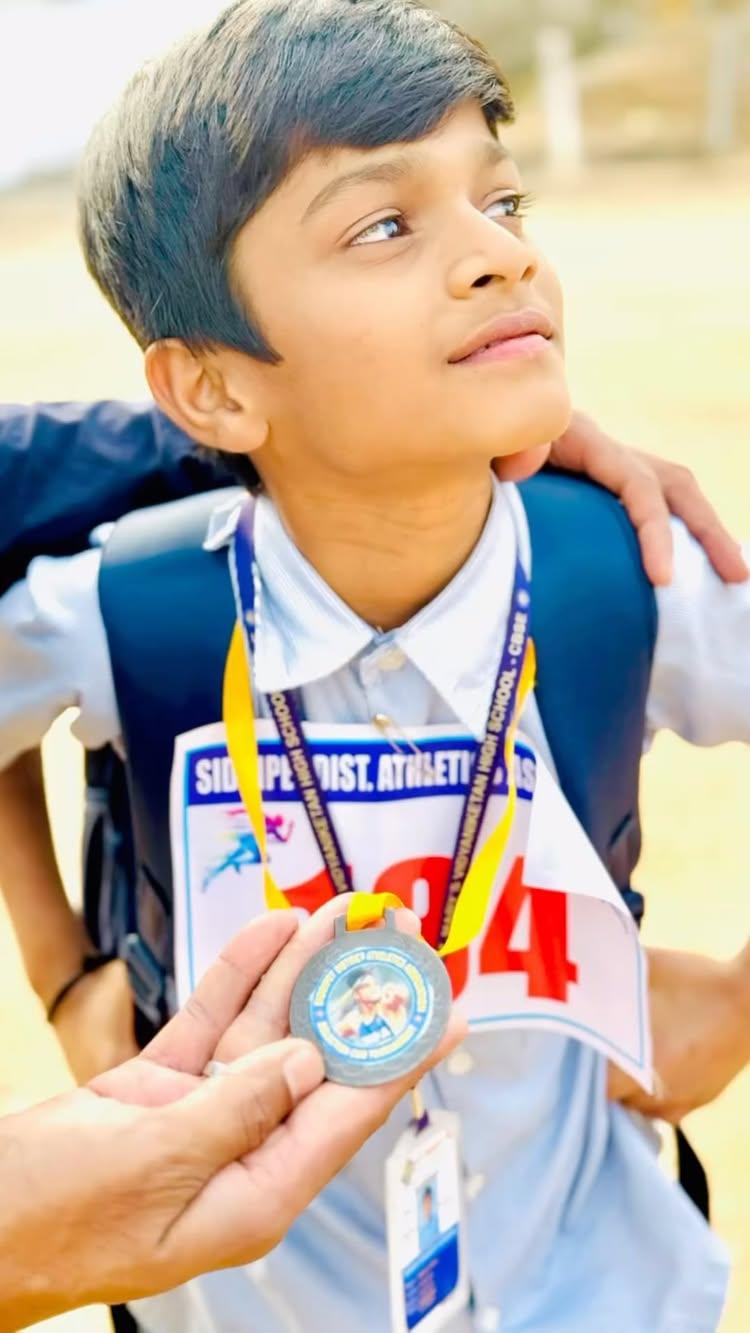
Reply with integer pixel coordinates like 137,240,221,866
493,443,552,483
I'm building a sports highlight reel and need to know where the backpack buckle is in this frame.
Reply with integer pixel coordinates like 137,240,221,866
121,933,168,1028
619,886,645,927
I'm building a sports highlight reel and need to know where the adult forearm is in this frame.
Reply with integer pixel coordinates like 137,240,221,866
0,750,88,1007
0,1112,83,1330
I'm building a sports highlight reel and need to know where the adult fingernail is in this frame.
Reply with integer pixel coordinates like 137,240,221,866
284,1044,325,1101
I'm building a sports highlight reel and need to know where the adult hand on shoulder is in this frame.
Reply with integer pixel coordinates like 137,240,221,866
0,900,465,1329
607,944,750,1123
493,409,748,588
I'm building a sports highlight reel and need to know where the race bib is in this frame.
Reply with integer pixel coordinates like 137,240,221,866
170,721,651,1087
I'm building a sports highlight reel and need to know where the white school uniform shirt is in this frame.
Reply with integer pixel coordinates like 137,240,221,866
2,479,748,1333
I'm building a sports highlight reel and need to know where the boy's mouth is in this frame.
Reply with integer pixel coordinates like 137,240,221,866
448,308,554,366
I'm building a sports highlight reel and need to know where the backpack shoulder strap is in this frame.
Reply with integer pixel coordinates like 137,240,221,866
100,485,241,742
518,471,657,920
97,487,243,1011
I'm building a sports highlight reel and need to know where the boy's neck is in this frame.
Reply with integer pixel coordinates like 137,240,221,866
264,462,494,631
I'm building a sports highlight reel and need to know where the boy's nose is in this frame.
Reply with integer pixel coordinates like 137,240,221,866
446,210,538,299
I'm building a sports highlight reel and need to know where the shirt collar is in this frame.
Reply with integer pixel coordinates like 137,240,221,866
203,491,246,551
205,477,527,739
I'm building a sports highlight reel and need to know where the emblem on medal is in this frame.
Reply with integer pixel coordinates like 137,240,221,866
290,910,452,1086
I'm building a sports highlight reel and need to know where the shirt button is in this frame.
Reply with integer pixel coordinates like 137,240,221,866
475,1306,501,1332
358,659,379,688
445,1046,475,1076
377,645,406,671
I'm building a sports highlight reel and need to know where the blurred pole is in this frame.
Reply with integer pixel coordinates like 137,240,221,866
536,26,584,175
705,11,743,153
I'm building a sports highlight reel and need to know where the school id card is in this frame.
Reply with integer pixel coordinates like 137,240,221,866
386,1111,470,1333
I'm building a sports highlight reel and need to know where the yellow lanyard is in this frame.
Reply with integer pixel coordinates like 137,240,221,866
223,620,536,956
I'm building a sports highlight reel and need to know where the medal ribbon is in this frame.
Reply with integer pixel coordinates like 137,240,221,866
224,499,535,955
346,891,404,931
223,624,289,911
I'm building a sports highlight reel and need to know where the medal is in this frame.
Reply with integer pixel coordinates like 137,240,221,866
290,903,452,1086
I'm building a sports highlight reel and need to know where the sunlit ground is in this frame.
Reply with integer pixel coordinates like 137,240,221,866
0,153,748,1331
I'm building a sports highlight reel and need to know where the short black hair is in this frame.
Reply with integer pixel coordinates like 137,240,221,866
78,0,513,361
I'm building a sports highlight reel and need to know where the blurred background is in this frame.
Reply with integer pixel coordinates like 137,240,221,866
0,1,748,1330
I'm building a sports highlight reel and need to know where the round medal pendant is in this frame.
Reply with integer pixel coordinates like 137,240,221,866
290,910,451,1086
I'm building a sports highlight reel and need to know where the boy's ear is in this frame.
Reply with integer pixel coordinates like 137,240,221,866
145,339,269,455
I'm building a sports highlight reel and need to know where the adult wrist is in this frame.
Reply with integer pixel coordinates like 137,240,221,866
0,1133,78,1328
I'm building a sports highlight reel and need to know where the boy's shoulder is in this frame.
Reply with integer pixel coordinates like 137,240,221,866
645,514,750,748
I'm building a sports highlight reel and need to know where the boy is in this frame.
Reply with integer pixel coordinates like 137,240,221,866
6,1,750,1329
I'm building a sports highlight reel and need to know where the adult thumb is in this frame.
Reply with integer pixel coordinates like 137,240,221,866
159,1038,325,1176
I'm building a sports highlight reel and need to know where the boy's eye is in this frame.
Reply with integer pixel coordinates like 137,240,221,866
349,214,408,246
484,192,532,223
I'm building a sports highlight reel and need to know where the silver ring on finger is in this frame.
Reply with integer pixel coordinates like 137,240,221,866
202,1059,234,1078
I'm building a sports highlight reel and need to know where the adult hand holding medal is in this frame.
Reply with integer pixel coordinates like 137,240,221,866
211,895,465,1090
0,902,463,1327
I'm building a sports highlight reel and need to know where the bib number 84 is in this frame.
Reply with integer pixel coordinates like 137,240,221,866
280,855,579,1004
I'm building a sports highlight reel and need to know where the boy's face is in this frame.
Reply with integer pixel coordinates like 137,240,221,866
230,101,569,480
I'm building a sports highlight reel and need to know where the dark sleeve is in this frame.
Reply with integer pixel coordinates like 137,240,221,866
0,400,233,592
